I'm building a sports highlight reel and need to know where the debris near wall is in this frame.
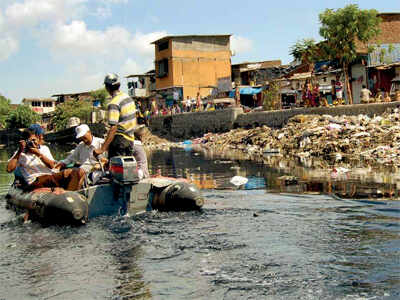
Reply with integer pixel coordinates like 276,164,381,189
196,108,400,168
139,126,174,150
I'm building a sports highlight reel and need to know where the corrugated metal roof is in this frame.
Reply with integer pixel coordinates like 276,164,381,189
126,73,155,78
151,34,231,44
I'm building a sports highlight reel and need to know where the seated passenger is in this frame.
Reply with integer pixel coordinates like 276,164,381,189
55,124,107,186
6,124,84,191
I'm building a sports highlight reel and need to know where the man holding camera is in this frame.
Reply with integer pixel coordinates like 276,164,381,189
6,124,83,191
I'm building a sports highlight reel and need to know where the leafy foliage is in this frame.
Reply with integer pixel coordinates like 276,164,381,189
6,105,40,129
318,4,381,103
51,99,93,131
0,94,11,129
290,39,318,63
90,88,109,108
319,5,381,64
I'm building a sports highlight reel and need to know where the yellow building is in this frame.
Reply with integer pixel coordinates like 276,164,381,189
151,34,232,104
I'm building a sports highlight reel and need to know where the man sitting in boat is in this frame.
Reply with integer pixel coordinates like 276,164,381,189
55,124,107,186
93,73,149,179
6,124,84,191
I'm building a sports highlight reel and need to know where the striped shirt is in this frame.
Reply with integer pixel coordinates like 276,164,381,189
107,91,137,141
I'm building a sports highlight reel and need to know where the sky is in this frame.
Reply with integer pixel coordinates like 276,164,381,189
0,0,398,103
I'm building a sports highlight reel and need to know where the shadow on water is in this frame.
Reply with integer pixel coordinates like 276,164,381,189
0,147,399,299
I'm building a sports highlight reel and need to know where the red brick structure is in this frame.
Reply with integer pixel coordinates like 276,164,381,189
357,13,400,53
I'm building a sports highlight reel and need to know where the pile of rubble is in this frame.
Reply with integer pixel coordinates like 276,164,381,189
140,127,174,150
196,108,400,167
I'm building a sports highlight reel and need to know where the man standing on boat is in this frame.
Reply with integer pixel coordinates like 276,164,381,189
93,73,149,178
6,124,84,191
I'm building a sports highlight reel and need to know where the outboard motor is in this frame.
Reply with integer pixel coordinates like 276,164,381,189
110,156,140,184
109,156,141,214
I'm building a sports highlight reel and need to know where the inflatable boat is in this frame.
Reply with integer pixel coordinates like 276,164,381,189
5,156,204,225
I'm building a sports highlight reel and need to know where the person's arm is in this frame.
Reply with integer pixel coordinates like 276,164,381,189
94,125,117,156
28,147,56,169
6,140,25,173
94,102,119,156
55,146,79,170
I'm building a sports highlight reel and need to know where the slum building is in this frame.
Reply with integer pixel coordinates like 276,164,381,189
126,70,156,109
353,13,400,103
230,60,285,108
151,34,232,106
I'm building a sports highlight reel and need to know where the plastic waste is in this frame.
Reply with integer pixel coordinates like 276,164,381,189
230,176,248,186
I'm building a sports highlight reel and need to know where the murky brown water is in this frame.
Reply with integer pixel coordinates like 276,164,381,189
0,147,399,299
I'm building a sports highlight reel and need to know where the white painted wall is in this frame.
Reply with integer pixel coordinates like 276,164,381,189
351,64,367,104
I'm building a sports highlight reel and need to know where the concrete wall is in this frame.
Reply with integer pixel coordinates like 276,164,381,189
150,102,400,139
236,101,400,128
149,107,243,139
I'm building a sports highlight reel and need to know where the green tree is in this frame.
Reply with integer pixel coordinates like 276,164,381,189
0,94,11,129
51,99,93,131
319,4,381,104
290,38,319,64
6,105,40,128
90,88,109,108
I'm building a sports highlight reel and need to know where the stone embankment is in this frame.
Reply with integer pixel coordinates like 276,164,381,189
193,108,400,169
149,101,400,139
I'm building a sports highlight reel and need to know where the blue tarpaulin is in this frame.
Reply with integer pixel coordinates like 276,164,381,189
229,87,263,97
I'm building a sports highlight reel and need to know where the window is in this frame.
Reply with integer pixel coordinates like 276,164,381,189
157,59,168,78
43,101,53,107
158,41,169,51
31,101,41,107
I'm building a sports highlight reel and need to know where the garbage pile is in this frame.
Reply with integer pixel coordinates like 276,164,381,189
140,127,174,150
196,108,400,167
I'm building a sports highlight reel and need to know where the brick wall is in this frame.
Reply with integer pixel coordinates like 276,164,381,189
357,13,400,53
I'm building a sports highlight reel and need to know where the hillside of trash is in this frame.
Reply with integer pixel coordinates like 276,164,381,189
192,108,400,169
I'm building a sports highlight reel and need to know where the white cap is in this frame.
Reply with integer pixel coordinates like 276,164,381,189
75,124,90,139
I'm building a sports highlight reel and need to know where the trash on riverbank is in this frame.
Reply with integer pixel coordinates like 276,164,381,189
230,176,249,186
196,108,400,168
141,127,175,150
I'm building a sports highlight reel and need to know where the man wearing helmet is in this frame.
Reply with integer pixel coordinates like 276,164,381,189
93,73,149,178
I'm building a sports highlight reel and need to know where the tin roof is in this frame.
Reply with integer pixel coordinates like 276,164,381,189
51,91,92,97
151,34,231,44
22,98,56,102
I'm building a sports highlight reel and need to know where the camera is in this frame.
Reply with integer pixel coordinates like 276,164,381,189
24,139,37,152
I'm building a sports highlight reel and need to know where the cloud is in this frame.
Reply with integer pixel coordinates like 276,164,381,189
231,35,253,54
120,58,141,76
0,34,19,61
46,20,166,60
5,0,87,28
92,6,112,18
37,19,164,94
131,31,167,56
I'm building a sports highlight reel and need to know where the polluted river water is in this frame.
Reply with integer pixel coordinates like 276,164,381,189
0,147,399,300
